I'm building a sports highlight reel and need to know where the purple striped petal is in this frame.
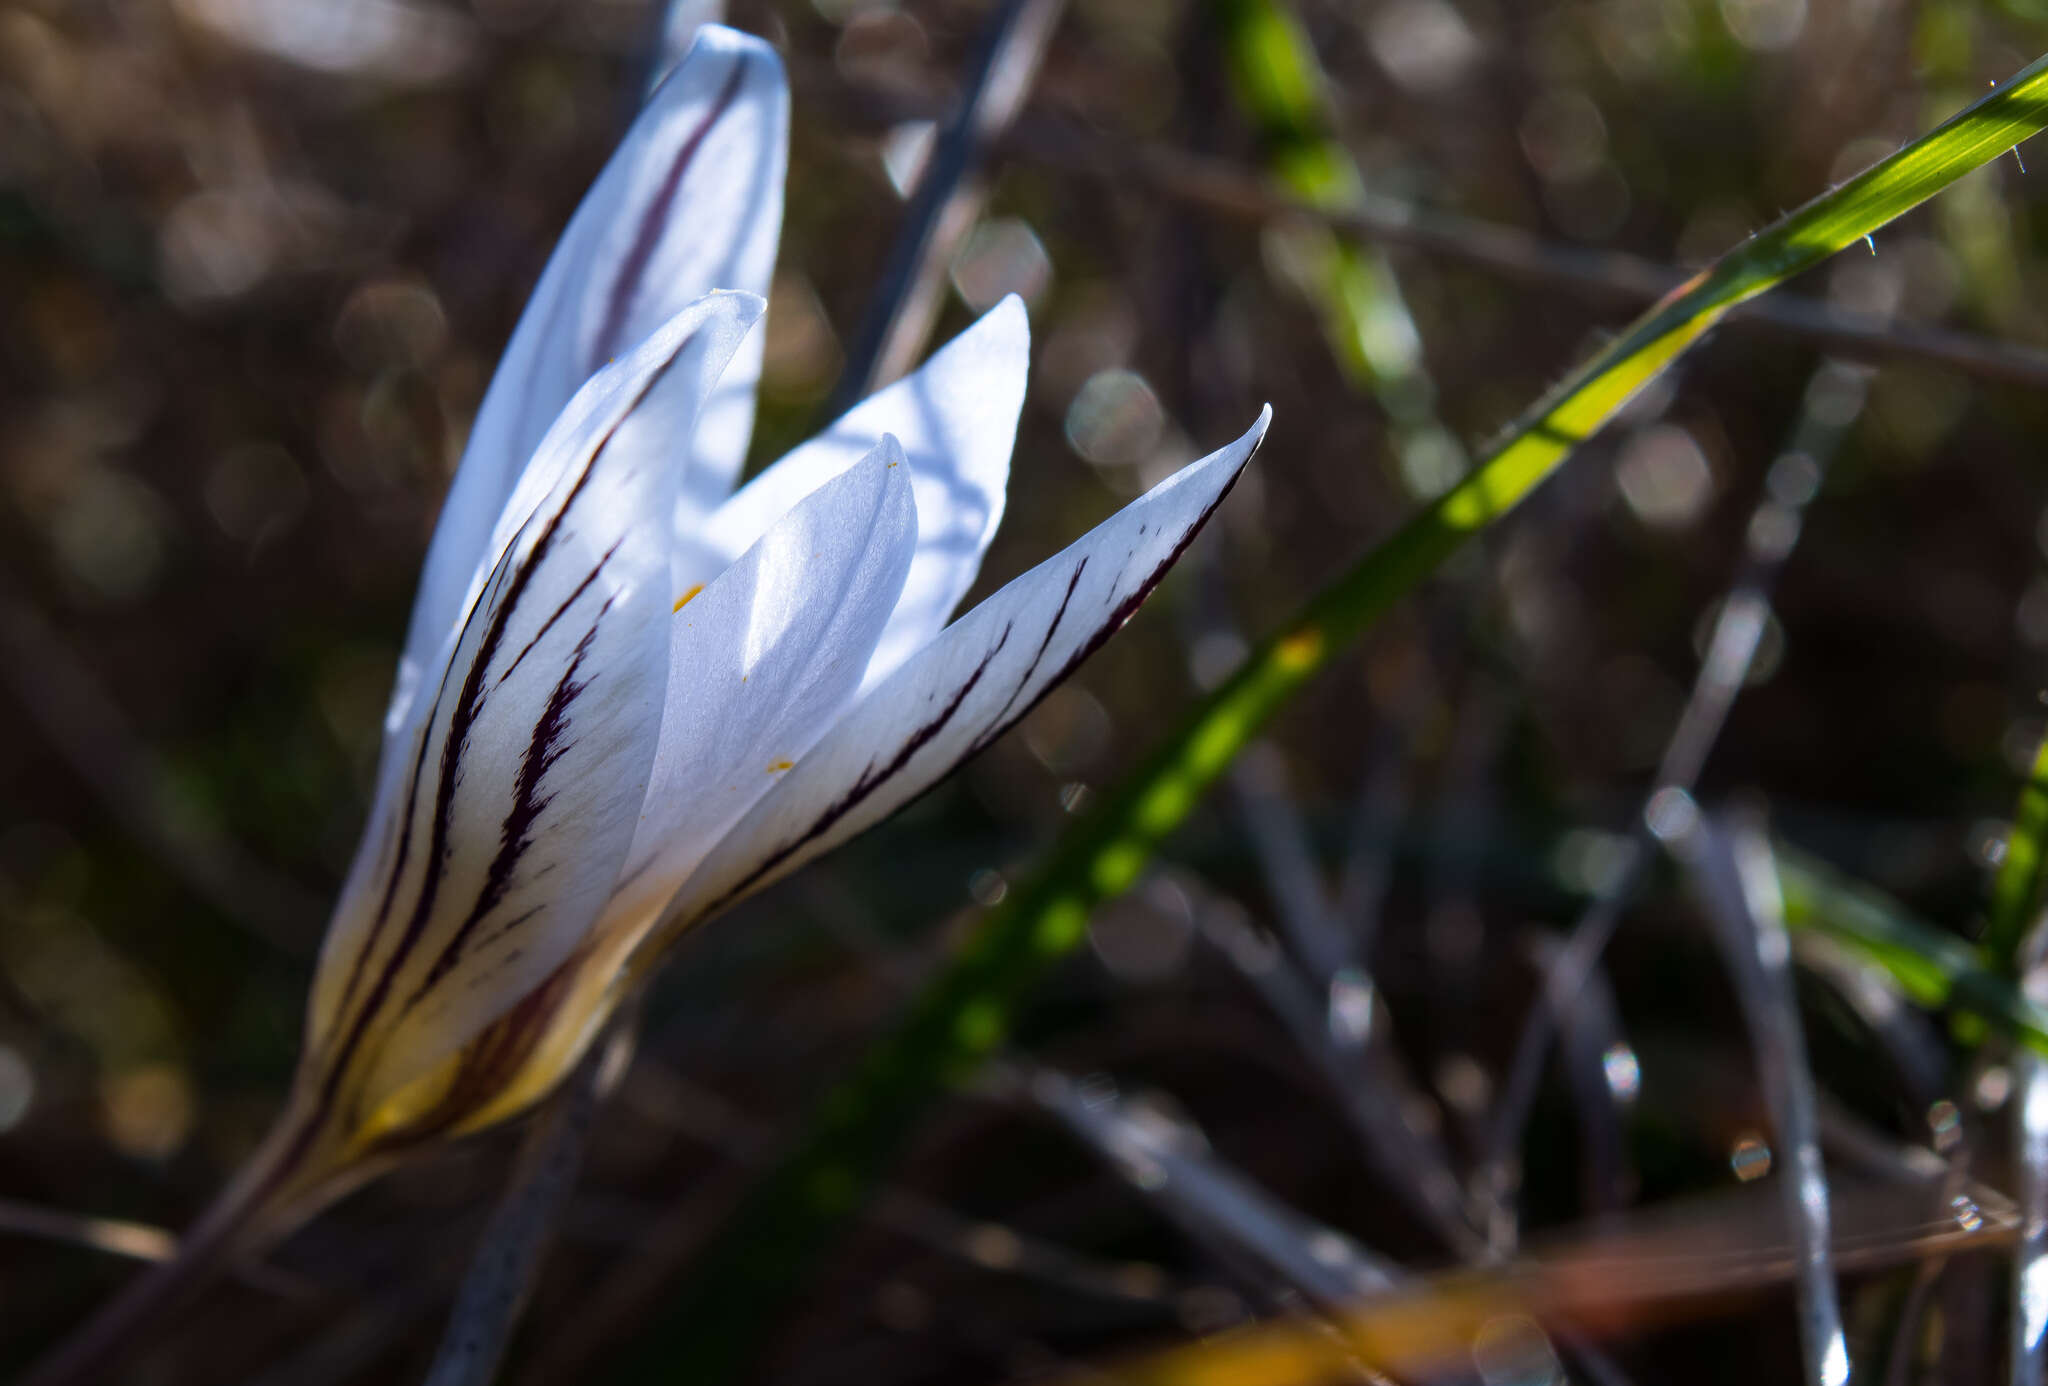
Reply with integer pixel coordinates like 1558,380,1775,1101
678,296,1029,696
383,25,785,773
308,293,760,1120
657,407,1271,935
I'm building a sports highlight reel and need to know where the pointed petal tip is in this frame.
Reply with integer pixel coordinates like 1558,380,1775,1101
648,23,788,116
919,293,1027,396
1202,405,1272,476
855,433,917,516
625,289,765,374
822,432,914,508
984,293,1031,352
661,400,1265,927
685,22,785,71
709,286,768,326
1240,405,1273,455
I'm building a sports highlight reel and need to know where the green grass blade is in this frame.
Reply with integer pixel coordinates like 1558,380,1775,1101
1212,0,1465,493
634,56,2048,1381
1984,733,2048,970
1775,845,2048,1054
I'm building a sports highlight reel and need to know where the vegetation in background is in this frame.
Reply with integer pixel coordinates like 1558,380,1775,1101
9,2,2048,1384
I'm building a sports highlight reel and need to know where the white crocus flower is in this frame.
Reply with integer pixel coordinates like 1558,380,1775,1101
237,26,1270,1229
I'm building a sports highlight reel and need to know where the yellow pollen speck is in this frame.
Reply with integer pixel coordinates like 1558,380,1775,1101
673,583,705,613
768,759,793,773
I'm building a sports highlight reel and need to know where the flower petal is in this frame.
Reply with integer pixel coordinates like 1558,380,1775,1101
357,436,919,1144
309,293,762,1118
678,295,1028,692
661,406,1272,933
610,435,918,929
387,25,786,755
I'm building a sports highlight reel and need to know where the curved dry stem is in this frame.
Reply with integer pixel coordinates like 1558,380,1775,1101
22,1098,350,1386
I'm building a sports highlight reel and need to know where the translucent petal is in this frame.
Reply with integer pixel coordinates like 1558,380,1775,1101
680,296,1027,692
385,26,785,760
664,407,1273,931
307,294,760,1118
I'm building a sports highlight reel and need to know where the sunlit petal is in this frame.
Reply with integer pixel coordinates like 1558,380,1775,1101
363,436,919,1143
680,295,1028,692
614,435,918,929
308,293,761,1120
387,25,786,757
662,407,1271,933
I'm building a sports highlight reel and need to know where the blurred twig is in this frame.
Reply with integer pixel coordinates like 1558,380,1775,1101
1333,726,1408,957
802,61,2048,392
0,580,323,953
2015,1033,2048,1386
1015,1063,1402,1386
1795,922,1974,1375
1036,1173,2012,1386
1229,746,1350,981
0,1197,325,1305
2003,864,2048,1386
996,119,2048,391
1794,937,1969,1384
514,1156,759,1386
1016,1064,1400,1311
1195,573,1479,1257
1992,726,2048,1383
827,0,1066,412
873,1185,1188,1313
1186,823,1627,1381
246,1296,440,1386
523,1056,1194,1385
1479,359,1864,1245
1686,814,1851,1386
1198,894,1482,1259
1521,932,1634,1221
0,1198,175,1265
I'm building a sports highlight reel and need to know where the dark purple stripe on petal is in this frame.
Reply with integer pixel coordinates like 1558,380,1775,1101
410,606,607,1002
688,447,1259,928
980,557,1086,735
961,506,1229,765
593,58,750,371
498,538,623,686
314,337,688,1112
377,956,577,1147
703,622,1015,915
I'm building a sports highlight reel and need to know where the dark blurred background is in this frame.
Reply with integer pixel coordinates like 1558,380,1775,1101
7,0,2048,1381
